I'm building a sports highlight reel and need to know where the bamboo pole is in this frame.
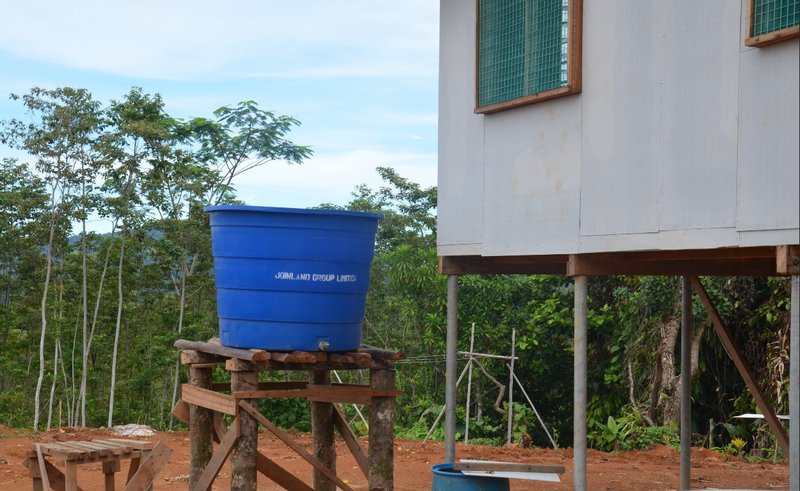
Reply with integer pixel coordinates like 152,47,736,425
506,329,516,445
464,323,476,443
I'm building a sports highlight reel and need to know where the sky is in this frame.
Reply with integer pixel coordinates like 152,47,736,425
0,0,440,230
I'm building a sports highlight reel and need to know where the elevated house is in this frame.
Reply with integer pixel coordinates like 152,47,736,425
436,0,799,488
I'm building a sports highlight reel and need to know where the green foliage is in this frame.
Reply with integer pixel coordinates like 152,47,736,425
258,398,311,432
589,406,679,452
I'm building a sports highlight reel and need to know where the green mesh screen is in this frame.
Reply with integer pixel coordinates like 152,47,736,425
752,0,799,36
478,0,569,108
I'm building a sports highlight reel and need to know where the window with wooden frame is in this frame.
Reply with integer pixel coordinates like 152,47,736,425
746,0,800,47
475,0,582,114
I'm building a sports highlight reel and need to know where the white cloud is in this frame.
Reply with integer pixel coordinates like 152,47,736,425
0,0,439,81
234,147,437,208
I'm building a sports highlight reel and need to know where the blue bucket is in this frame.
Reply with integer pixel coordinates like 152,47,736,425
205,205,382,351
431,464,510,491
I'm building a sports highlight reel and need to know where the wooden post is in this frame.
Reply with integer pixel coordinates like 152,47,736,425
189,364,213,490
311,369,336,491
368,368,395,491
230,368,258,491
103,460,120,491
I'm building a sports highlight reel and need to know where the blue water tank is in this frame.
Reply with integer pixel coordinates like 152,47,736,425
431,464,510,491
205,205,382,351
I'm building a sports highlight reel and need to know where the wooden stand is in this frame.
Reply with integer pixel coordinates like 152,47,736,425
22,439,171,491
173,339,403,491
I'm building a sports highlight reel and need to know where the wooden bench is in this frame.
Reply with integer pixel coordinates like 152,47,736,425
22,438,172,491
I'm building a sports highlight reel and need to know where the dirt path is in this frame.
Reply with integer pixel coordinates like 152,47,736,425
0,426,788,490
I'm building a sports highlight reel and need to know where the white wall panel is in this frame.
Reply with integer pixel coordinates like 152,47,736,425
579,1,661,236
436,0,485,253
482,99,582,255
658,1,740,231
737,41,800,232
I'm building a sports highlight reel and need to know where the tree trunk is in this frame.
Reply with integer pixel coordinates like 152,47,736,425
169,254,197,429
34,184,60,431
46,340,60,429
108,230,125,427
79,170,88,427
649,317,706,425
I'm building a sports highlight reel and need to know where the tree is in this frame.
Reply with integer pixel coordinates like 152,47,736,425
187,100,313,205
1,87,101,429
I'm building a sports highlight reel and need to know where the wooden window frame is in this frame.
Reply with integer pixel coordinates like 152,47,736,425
745,0,800,47
474,0,583,114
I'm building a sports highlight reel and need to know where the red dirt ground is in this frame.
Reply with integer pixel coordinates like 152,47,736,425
0,425,788,490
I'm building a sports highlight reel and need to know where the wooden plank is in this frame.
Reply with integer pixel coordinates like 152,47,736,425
103,440,154,451
211,381,309,392
328,354,355,364
746,24,800,47
333,405,368,478
35,444,51,491
180,350,224,366
691,277,790,454
225,358,262,372
567,254,776,276
181,384,237,416
212,411,310,491
239,401,355,491
85,441,135,455
191,422,238,491
171,400,190,424
38,442,87,460
359,346,405,361
256,453,313,491
123,442,171,491
453,461,565,474
63,441,102,459
270,351,320,364
174,339,270,362
777,245,800,275
439,255,567,275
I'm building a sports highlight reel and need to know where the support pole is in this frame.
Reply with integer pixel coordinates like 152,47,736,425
231,369,258,491
368,368,395,491
311,370,335,491
573,275,588,491
790,275,799,491
445,274,458,463
188,365,213,490
680,276,692,490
